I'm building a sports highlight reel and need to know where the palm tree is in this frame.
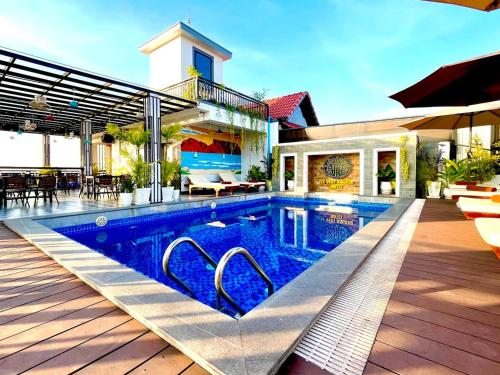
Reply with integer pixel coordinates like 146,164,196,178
160,123,184,160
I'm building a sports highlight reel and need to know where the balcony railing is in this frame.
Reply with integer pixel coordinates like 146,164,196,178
163,77,269,120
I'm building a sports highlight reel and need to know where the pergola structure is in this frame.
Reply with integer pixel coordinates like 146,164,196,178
0,47,196,202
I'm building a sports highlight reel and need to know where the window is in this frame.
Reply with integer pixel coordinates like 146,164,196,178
193,48,213,81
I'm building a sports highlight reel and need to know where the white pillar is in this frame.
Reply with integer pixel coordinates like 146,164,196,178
80,120,92,176
43,133,50,166
144,95,162,203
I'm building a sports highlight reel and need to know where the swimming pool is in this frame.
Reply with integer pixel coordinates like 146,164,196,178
54,197,390,317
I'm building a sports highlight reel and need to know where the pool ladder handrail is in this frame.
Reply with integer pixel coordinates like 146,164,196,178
215,247,274,316
162,237,218,297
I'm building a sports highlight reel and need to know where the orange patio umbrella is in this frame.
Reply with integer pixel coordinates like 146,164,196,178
423,0,499,11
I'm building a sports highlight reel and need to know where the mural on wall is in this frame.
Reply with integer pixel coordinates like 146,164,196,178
180,126,241,175
308,153,360,193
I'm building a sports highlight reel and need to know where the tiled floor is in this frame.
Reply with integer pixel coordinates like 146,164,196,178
0,224,209,375
281,199,500,375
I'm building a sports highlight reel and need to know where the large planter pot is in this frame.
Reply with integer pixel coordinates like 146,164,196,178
426,181,442,199
443,187,452,200
162,186,174,202
287,180,295,191
133,188,151,205
380,181,393,195
172,189,180,200
119,192,133,207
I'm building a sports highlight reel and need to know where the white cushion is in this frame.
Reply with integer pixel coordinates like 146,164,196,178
475,218,500,247
457,197,500,214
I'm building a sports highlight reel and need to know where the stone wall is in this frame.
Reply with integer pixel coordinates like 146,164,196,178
275,133,417,198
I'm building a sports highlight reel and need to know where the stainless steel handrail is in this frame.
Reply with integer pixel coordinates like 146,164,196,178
162,237,218,296
214,247,274,316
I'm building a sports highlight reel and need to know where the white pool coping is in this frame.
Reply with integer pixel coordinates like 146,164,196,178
5,194,412,375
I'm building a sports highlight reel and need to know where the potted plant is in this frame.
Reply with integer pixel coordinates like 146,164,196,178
438,159,467,199
119,178,134,206
160,160,176,202
377,164,396,195
106,123,152,205
284,170,295,191
247,165,267,192
170,161,182,200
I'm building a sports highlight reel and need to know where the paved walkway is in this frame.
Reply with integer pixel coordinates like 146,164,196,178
0,224,208,375
281,199,500,375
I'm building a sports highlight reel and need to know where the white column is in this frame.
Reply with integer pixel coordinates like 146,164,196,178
80,120,92,176
43,133,50,166
143,95,162,203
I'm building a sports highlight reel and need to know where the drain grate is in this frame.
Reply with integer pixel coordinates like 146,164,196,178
294,200,424,375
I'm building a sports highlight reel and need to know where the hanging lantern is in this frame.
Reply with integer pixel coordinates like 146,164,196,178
69,100,79,108
46,114,55,121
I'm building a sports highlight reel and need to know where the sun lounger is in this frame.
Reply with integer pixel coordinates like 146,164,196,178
188,175,239,197
456,196,500,219
219,172,265,192
475,218,500,260
449,183,498,200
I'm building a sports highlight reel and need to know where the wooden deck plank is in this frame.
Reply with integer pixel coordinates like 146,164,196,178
0,283,93,325
127,346,194,375
0,270,73,300
367,341,462,375
381,310,500,363
0,309,131,374
73,331,169,374
385,299,500,345
363,362,397,375
0,298,113,357
25,318,149,374
0,275,78,312
0,223,203,375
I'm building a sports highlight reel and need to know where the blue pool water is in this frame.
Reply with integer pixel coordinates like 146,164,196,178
54,198,390,317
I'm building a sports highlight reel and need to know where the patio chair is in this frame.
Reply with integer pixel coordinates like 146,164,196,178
2,176,29,206
188,174,240,197
35,176,59,204
475,218,500,260
219,172,265,193
93,175,115,199
456,196,500,219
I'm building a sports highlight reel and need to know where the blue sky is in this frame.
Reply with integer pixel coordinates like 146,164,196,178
0,0,498,123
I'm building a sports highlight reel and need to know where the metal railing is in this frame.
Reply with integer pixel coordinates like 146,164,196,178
162,237,218,296
215,247,274,316
163,77,269,120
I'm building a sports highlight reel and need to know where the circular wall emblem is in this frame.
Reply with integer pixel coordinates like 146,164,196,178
95,216,108,227
323,155,352,179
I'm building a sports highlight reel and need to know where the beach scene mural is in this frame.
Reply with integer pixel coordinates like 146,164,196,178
180,126,241,175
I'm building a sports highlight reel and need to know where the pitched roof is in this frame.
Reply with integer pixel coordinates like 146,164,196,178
266,92,307,120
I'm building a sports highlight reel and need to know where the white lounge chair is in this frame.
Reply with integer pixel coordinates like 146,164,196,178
219,172,265,192
475,218,500,260
456,196,500,219
188,175,239,197
449,175,500,199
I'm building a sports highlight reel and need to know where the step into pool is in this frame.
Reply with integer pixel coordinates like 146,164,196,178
54,197,390,317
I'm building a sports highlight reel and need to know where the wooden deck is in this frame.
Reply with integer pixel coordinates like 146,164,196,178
281,199,500,375
364,199,500,375
0,224,208,375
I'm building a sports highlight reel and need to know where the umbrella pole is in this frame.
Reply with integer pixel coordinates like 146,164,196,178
466,114,473,181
